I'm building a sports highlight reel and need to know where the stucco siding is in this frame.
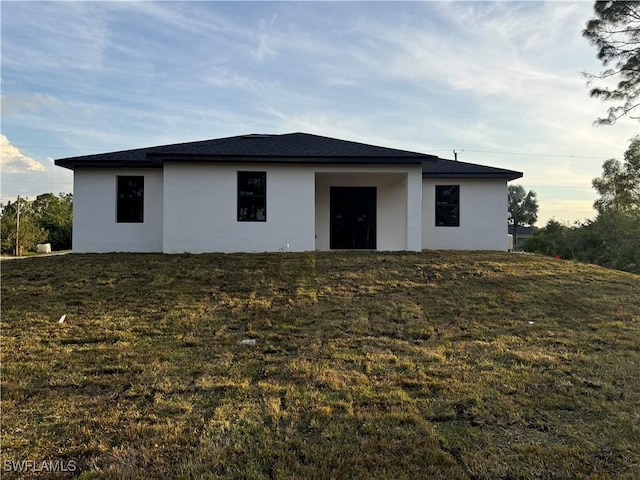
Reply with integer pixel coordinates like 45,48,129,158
422,178,509,250
72,165,507,253
314,165,422,251
162,163,316,253
405,169,424,251
72,168,164,253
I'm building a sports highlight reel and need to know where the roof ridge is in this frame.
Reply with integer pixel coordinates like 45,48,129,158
54,132,439,169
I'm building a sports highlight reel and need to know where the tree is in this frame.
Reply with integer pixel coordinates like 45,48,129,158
524,141,640,273
0,193,73,254
592,137,640,213
589,139,640,271
583,1,640,125
508,185,538,248
589,210,640,271
525,219,576,258
32,193,73,250
0,198,47,255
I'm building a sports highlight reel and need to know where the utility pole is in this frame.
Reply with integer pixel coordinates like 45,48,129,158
15,195,20,256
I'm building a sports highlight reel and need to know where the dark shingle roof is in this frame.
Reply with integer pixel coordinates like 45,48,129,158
55,132,523,181
508,225,534,235
422,158,522,181
55,132,438,169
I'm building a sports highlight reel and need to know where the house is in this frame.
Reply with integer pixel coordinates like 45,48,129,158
55,133,522,253
508,225,534,249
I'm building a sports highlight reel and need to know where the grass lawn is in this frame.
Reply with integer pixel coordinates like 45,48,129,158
1,251,639,479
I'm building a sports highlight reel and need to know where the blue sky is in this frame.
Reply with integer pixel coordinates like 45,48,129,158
2,1,638,226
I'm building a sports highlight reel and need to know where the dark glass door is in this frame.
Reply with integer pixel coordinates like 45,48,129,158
330,187,376,249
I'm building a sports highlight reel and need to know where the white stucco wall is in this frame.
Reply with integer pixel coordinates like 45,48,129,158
72,168,164,253
405,169,424,251
72,163,426,254
314,165,423,251
162,163,316,253
422,178,509,250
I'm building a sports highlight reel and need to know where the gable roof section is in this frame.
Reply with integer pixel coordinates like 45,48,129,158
422,158,522,181
55,132,438,169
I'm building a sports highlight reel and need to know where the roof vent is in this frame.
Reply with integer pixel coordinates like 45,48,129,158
242,134,275,139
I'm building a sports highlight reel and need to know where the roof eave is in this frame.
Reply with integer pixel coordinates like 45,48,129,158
54,159,161,170
422,172,523,181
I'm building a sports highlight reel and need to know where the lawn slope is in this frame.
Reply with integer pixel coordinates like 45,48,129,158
2,251,639,479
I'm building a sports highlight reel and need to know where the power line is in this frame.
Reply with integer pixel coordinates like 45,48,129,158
408,147,608,160
454,149,607,160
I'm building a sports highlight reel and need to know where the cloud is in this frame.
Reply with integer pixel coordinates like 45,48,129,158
350,2,581,102
1,2,109,74
0,135,45,173
203,67,264,90
1,93,66,116
1,1,636,226
255,14,279,61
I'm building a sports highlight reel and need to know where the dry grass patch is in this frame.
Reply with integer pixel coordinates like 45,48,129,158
1,251,639,479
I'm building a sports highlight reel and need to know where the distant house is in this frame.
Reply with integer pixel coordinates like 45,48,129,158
55,133,522,253
508,225,534,249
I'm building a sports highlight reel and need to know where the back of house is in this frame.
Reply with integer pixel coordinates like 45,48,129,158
55,132,522,253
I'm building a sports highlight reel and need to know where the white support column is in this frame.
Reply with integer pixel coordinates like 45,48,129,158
406,167,423,251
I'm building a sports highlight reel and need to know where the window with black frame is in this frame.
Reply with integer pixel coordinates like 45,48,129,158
237,171,266,222
435,185,459,227
117,176,144,223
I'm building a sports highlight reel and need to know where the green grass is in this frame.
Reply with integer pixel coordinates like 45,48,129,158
1,251,639,479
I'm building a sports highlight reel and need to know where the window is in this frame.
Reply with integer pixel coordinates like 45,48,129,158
117,176,144,223
238,171,266,222
435,185,459,227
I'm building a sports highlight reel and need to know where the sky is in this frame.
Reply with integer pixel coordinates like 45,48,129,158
1,0,639,226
